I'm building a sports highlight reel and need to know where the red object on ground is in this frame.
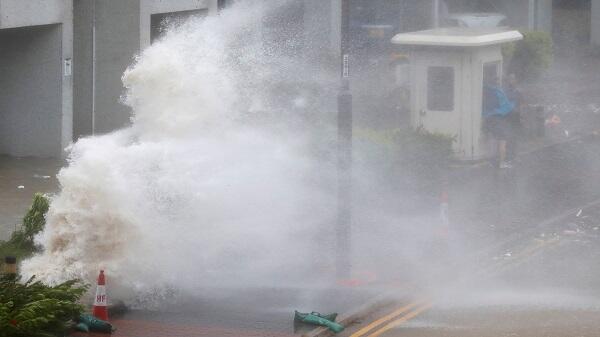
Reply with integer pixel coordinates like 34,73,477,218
92,270,109,321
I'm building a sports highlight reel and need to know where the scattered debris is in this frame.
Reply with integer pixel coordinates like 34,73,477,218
564,130,570,137
576,209,583,217
504,252,512,258
294,310,344,333
545,115,561,126
563,229,578,236
77,314,115,334
33,174,51,179
74,322,90,333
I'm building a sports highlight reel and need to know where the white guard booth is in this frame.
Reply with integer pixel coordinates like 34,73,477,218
391,28,523,160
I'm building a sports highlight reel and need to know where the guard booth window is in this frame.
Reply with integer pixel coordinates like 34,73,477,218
427,66,454,111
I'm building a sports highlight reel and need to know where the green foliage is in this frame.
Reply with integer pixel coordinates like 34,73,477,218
0,194,50,273
504,31,553,81
7,194,50,253
354,127,454,193
0,276,88,337
0,242,30,265
356,127,453,162
0,195,87,337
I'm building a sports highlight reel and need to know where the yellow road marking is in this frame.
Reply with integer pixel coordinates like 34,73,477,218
349,301,423,337
348,227,561,336
368,303,432,337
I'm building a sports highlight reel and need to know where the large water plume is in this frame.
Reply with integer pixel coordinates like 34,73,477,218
21,2,339,290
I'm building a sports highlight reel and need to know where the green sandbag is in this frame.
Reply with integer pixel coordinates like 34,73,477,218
294,311,338,323
79,314,115,333
74,322,89,332
302,313,344,333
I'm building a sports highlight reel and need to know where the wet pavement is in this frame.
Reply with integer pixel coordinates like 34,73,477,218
449,134,600,255
341,235,600,337
69,286,378,337
71,320,295,337
340,174,600,337
367,306,600,337
0,155,61,240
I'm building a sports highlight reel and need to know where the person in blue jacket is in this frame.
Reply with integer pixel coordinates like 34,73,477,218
483,75,516,169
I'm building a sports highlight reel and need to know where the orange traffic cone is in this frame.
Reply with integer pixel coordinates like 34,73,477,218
92,270,109,321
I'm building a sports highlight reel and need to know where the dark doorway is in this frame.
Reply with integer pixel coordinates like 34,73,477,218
151,9,209,44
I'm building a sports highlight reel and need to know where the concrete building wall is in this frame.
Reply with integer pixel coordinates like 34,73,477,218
0,26,62,157
74,0,218,138
593,0,600,47
73,0,94,139
93,0,140,134
0,0,72,157
60,0,74,156
0,0,64,29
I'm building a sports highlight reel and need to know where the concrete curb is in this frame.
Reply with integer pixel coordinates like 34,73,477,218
301,292,395,337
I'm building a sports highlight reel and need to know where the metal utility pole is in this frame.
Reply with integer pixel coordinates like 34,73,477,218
336,0,352,280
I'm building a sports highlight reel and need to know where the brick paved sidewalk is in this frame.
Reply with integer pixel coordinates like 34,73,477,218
70,319,295,337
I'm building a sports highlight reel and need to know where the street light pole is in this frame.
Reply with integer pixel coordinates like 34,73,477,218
336,0,352,280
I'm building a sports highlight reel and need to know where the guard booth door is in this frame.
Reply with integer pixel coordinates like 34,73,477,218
413,53,462,150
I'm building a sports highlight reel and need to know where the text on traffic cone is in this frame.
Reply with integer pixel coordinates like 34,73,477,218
92,270,109,321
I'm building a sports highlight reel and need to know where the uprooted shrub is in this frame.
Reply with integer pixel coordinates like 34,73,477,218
6,193,49,255
0,275,88,337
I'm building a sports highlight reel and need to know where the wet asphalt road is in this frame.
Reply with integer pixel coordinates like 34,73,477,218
71,286,377,337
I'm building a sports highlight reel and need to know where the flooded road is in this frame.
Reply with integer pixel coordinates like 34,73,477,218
0,156,61,240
